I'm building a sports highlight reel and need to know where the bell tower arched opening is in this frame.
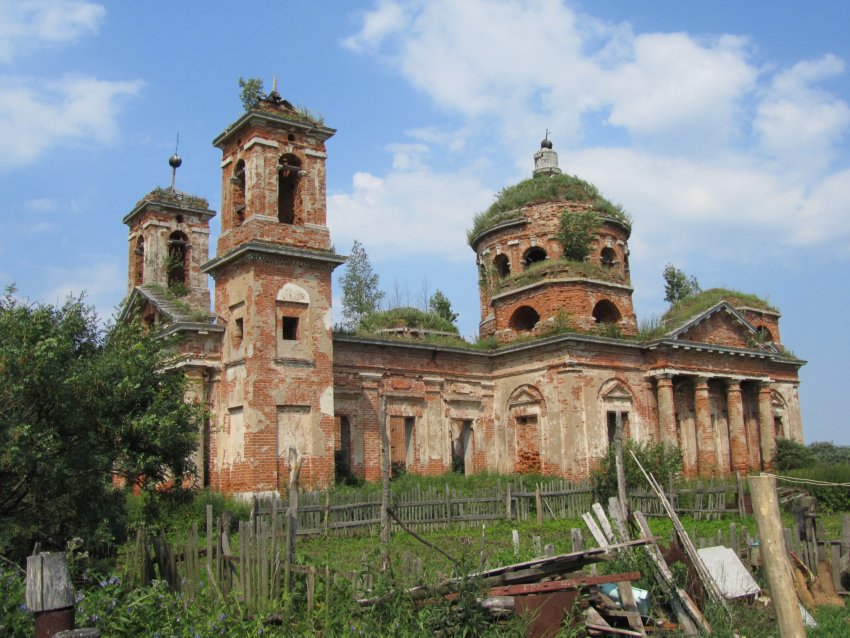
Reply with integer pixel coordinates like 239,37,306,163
523,246,547,269
278,154,302,224
167,231,189,287
593,299,621,324
133,236,144,286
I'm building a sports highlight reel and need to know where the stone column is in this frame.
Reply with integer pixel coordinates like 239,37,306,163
656,375,677,447
693,377,717,475
758,382,777,470
726,380,748,472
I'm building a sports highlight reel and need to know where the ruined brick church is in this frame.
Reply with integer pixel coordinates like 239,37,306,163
122,91,804,496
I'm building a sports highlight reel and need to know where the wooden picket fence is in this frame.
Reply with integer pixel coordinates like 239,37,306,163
125,507,374,611
255,474,748,538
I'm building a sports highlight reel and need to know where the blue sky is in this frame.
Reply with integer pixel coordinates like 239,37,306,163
1,1,848,444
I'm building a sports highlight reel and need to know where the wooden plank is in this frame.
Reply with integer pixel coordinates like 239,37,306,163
489,572,641,596
592,502,615,544
583,512,610,548
633,511,704,637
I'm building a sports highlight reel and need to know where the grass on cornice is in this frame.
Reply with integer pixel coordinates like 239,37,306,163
496,258,626,291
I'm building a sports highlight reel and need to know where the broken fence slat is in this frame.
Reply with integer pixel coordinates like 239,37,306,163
592,502,616,545
583,512,610,548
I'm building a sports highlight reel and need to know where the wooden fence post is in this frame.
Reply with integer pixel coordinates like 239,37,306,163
535,484,543,525
379,394,391,573
749,474,806,638
26,553,76,638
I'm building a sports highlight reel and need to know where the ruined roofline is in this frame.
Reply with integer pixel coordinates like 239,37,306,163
201,240,346,275
213,109,336,149
123,189,216,226
736,305,781,318
468,211,630,251
333,329,646,358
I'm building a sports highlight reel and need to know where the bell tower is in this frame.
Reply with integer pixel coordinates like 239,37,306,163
123,148,215,313
202,88,345,494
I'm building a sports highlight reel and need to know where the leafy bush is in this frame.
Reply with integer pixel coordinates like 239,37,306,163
556,210,601,261
773,438,815,470
808,441,850,465
782,464,850,513
592,440,682,501
125,488,251,538
0,562,31,638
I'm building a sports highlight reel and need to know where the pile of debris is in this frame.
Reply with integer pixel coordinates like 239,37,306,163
360,494,731,637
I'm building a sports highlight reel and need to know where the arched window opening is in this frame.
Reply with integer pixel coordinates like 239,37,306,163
493,254,510,277
133,236,144,286
600,247,616,267
167,231,189,287
755,326,773,343
278,154,301,224
509,305,540,331
523,246,547,269
231,159,246,225
592,299,621,324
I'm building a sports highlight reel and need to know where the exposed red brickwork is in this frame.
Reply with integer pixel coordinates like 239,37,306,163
122,99,804,495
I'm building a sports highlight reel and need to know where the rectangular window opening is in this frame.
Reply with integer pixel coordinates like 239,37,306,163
282,316,299,340
233,317,244,341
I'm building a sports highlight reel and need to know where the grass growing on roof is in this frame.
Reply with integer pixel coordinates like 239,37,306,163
637,288,777,340
468,173,631,244
359,307,459,334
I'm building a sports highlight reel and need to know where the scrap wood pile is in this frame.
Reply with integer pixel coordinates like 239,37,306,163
359,494,726,637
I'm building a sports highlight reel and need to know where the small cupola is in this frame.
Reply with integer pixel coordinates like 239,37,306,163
533,131,561,177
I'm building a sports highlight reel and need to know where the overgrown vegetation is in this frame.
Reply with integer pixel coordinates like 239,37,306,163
497,257,626,291
774,438,850,513
557,209,601,261
0,287,202,563
467,173,631,244
663,263,701,303
340,240,384,329
657,288,777,332
359,306,459,334
144,282,211,322
238,76,264,110
592,440,682,501
135,187,209,211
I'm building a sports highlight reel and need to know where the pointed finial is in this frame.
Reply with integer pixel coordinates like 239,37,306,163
169,131,182,193
272,75,278,93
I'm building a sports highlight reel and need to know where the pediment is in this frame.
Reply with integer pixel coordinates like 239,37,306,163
602,382,632,401
667,302,776,351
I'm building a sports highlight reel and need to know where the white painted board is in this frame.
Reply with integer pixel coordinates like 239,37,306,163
697,546,761,599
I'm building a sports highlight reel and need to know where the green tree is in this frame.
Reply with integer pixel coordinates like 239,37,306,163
0,288,201,561
557,210,600,261
238,76,264,111
340,240,384,329
428,289,458,325
663,263,701,303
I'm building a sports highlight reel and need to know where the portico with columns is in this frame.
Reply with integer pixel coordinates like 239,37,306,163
649,367,799,476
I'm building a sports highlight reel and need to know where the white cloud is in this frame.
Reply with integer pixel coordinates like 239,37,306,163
341,0,850,259
0,74,143,168
329,167,493,261
24,197,59,212
342,0,409,52
386,142,430,171
44,258,124,320
0,0,105,63
599,33,757,146
755,55,850,171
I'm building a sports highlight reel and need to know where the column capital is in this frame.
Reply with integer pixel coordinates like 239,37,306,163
656,374,674,385
693,376,711,390
725,378,742,391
